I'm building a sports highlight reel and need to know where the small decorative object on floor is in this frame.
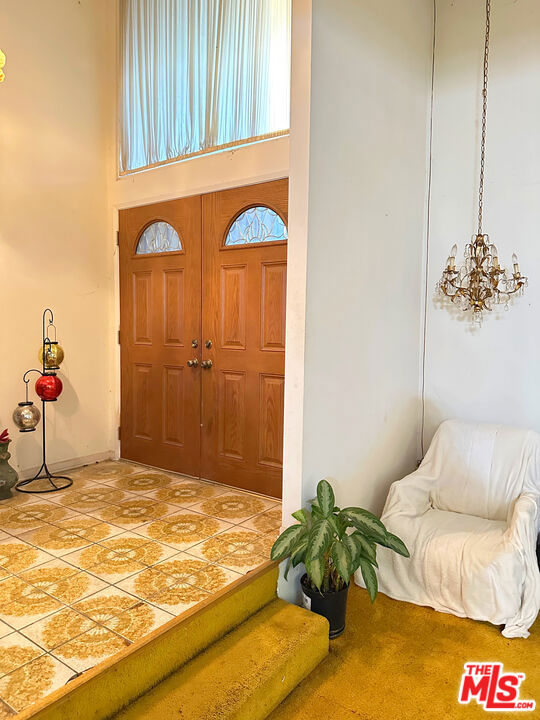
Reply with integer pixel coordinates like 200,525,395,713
437,0,527,322
13,308,72,494
271,479,410,638
0,429,18,499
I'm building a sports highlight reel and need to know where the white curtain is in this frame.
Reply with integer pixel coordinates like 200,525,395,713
119,0,291,174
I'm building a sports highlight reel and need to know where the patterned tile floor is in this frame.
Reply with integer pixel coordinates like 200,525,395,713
0,461,281,717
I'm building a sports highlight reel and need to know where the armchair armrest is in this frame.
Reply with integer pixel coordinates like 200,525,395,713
381,470,434,522
505,493,539,552
501,493,540,638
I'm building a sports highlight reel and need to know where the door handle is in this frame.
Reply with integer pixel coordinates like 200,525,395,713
187,358,199,367
201,360,213,369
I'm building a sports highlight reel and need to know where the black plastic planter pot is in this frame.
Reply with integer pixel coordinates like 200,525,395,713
300,573,349,638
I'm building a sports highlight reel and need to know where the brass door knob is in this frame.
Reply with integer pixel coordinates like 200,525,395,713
201,360,213,369
187,358,199,367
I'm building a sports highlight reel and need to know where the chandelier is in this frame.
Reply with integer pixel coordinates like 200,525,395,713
437,0,527,321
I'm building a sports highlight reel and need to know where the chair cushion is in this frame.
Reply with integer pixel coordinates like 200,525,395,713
375,507,524,625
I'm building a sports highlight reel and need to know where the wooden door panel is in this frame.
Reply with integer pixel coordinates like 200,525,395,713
133,364,153,440
162,365,185,446
261,262,287,351
132,271,153,344
119,196,202,476
221,265,247,349
201,179,288,498
163,269,185,346
258,374,285,468
218,371,246,460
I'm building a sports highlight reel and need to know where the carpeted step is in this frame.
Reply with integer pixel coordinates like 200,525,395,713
112,599,329,720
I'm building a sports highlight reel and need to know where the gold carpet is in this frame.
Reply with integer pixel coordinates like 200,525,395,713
268,584,539,720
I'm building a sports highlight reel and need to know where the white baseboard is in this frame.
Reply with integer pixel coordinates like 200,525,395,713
18,451,115,480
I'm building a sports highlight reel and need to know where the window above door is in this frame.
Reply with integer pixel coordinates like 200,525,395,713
119,0,291,174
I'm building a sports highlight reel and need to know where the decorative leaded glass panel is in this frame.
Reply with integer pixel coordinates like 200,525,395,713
136,221,182,254
225,206,288,246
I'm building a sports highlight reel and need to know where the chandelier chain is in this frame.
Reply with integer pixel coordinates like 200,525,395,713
477,0,490,235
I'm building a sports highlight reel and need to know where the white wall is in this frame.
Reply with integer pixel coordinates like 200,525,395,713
0,0,116,476
424,0,540,445
299,0,434,514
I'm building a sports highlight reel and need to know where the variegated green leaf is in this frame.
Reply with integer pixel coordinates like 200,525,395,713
358,557,378,603
378,532,410,558
291,536,309,567
305,554,324,591
351,532,378,565
306,518,332,561
317,479,335,517
342,533,359,566
331,542,352,585
326,513,341,538
292,508,311,526
270,524,306,561
341,507,387,543
283,557,292,580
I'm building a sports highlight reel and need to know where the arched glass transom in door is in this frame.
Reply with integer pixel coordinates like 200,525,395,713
224,206,288,246
136,221,182,254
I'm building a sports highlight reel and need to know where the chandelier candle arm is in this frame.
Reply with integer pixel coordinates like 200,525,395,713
437,0,528,320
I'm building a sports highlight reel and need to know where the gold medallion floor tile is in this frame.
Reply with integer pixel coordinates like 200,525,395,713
72,587,141,623
212,546,268,574
20,607,99,651
92,498,178,528
0,632,45,678
143,480,229,507
185,527,260,562
102,602,174,643
107,472,175,493
239,506,283,533
189,492,277,522
52,625,131,673
0,653,74,713
68,461,142,482
0,577,64,629
134,511,233,550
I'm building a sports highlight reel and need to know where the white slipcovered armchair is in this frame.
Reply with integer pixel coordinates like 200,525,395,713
357,419,540,638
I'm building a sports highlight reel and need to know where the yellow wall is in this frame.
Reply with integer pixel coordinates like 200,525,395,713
0,0,116,475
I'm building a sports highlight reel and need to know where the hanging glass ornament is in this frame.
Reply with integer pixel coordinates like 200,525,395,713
13,401,41,432
38,341,65,370
35,374,63,402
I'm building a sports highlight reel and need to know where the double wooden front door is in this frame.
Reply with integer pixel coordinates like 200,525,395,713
119,180,287,498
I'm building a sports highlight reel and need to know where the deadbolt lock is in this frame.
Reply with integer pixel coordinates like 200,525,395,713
201,360,213,369
187,358,199,367
205,340,212,349
191,339,199,348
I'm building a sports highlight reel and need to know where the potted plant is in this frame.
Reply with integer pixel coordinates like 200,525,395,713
271,478,409,638
0,429,18,500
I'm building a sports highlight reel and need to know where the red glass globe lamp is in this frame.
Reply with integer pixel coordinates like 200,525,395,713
35,374,63,402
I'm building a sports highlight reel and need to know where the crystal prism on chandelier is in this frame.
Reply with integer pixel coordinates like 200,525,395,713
438,235,526,317
437,0,528,321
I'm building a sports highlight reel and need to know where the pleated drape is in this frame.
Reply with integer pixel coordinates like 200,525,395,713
119,0,291,174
